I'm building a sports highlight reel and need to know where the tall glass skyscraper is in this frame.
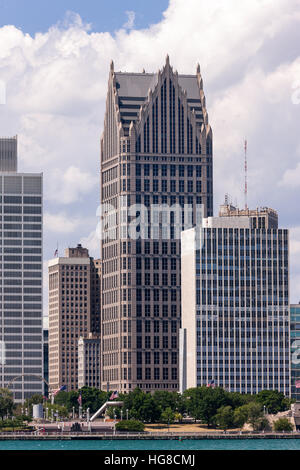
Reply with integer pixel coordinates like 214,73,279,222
290,304,300,401
180,203,290,396
0,136,43,402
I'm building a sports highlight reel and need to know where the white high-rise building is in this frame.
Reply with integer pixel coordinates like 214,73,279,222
180,203,290,396
0,136,43,402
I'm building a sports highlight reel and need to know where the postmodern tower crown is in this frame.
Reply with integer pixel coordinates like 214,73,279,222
101,55,212,162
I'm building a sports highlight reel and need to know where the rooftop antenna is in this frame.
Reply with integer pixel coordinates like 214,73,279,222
244,139,248,210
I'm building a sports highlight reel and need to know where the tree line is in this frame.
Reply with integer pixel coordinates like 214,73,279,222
0,386,294,431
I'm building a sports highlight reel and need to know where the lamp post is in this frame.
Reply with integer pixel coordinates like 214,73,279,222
72,406,75,419
126,409,129,420
120,410,123,421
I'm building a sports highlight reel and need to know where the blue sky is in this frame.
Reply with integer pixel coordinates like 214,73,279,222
0,0,169,35
0,0,300,306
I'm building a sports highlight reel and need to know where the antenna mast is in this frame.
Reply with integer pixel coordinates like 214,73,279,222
244,139,248,210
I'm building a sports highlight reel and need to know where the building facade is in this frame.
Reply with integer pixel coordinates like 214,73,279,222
180,204,290,396
48,244,101,392
43,327,48,397
78,334,101,389
100,56,213,392
0,136,43,402
290,304,300,401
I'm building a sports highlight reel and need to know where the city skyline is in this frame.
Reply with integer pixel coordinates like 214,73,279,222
0,0,300,314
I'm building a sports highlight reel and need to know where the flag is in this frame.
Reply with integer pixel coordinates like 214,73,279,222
54,248,58,257
110,390,119,400
52,385,67,396
207,380,215,388
78,393,82,406
296,380,300,389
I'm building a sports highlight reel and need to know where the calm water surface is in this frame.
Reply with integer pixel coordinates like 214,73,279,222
0,439,300,450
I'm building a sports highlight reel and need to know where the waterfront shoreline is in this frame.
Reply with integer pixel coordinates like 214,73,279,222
0,432,300,440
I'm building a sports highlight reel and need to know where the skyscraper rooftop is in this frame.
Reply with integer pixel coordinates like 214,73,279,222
0,136,17,172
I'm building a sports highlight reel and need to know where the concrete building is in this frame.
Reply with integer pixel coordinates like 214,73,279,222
48,245,101,391
100,56,213,392
0,136,43,402
180,203,290,395
290,304,300,401
78,334,101,389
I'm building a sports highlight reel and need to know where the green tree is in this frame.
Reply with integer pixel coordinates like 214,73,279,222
245,402,264,431
0,388,14,419
255,390,289,414
233,405,249,429
106,406,121,419
115,420,144,432
54,387,111,414
122,388,161,423
174,412,183,423
215,406,234,430
45,403,68,419
185,387,228,427
255,417,270,431
153,391,185,414
273,418,293,432
161,407,175,425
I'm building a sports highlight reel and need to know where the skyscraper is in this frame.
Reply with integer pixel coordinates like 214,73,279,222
100,57,213,392
180,203,290,396
48,244,101,391
290,304,300,401
0,136,43,402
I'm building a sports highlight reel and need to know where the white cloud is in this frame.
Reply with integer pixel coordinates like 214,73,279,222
123,11,135,30
46,166,98,204
0,0,300,301
44,211,82,233
280,163,300,188
79,230,100,259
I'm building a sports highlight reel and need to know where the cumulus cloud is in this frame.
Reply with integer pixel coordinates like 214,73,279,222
44,211,83,233
0,0,300,302
46,166,98,204
280,163,300,188
79,230,100,259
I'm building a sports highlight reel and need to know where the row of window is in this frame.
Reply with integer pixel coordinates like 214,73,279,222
136,367,177,381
